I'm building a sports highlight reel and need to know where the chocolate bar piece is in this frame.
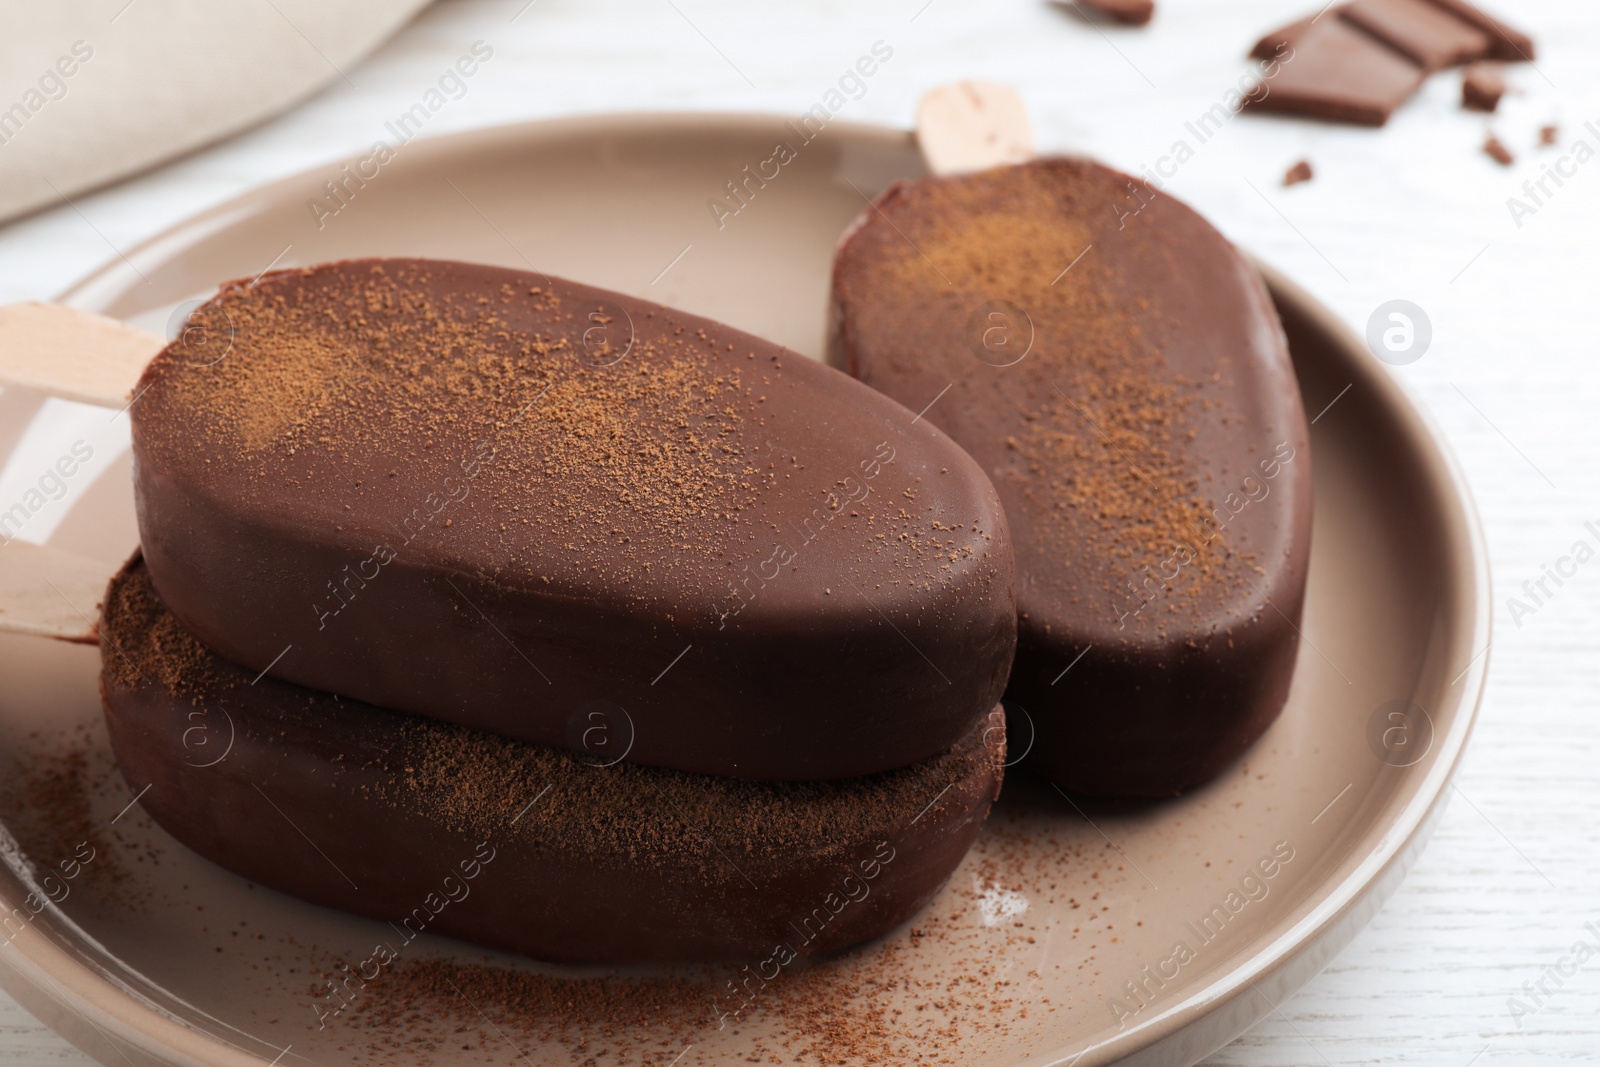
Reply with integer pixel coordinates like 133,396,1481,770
1248,15,1426,127
1247,0,1533,126
829,159,1312,797
1255,0,1530,65
100,555,1006,964
132,259,1017,780
1340,0,1490,70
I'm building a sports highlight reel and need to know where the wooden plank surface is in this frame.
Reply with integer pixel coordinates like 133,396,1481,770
2,0,1596,1062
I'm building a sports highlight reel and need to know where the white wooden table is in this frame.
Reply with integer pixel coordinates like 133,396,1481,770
3,0,1598,1062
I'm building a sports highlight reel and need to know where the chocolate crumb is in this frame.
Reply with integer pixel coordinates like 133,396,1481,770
1282,160,1315,187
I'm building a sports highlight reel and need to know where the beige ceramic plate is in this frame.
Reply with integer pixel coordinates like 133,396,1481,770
0,115,1489,1067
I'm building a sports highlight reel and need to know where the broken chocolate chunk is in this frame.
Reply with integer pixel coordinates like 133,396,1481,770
1247,16,1426,127
1283,160,1315,186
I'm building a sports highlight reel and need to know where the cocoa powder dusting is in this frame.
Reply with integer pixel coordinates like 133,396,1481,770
101,554,226,698
876,166,1251,626
0,727,139,902
327,792,1120,1066
144,262,762,590
384,708,990,874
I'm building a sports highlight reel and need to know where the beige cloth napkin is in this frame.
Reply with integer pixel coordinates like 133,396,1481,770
0,0,432,225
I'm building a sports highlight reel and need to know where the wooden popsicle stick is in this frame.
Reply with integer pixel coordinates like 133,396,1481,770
0,304,151,639
915,81,1034,177
0,301,164,408
0,539,111,642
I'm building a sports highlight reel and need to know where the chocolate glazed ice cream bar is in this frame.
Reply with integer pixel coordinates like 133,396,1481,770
830,158,1313,797
100,556,1006,965
131,259,1016,780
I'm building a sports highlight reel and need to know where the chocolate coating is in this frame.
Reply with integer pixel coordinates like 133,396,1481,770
829,159,1312,797
131,258,1015,780
100,555,1006,964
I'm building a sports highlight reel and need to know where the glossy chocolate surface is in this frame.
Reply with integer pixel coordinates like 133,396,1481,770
100,555,1007,964
829,159,1312,796
132,259,1016,780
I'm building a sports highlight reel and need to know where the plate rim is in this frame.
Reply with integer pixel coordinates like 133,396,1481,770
1084,258,1493,1067
0,112,1492,1067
